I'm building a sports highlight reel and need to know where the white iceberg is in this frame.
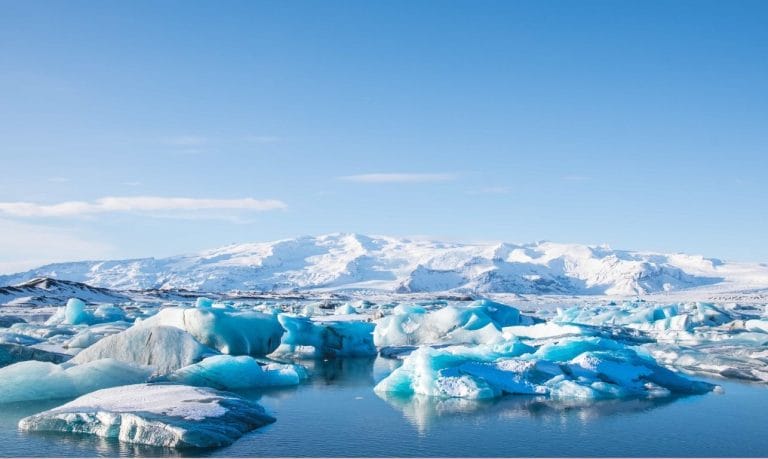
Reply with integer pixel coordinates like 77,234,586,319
138,307,284,356
19,384,275,448
71,325,216,375
373,302,521,347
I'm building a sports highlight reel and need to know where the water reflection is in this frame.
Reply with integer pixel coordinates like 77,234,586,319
299,357,379,386
378,392,684,433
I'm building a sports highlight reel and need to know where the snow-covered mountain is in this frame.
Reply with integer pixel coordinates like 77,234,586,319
1,233,767,296
0,278,130,306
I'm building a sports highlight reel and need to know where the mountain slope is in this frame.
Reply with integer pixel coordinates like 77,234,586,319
0,278,131,306
1,233,767,296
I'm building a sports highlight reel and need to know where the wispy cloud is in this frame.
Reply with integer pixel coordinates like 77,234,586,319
0,196,287,217
339,173,457,183
162,135,208,147
244,135,282,144
563,175,591,182
468,186,513,195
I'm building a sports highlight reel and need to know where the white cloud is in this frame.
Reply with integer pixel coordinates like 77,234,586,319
0,219,114,274
339,173,457,183
0,196,287,218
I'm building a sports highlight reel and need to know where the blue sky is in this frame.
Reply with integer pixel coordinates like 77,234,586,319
1,0,766,272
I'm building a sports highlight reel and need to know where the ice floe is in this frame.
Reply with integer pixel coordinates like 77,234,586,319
19,384,275,448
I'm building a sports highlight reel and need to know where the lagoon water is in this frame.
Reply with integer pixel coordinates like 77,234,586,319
0,357,767,457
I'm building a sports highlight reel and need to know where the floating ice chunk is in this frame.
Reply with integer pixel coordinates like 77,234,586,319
0,359,152,403
167,355,307,390
503,322,591,340
376,336,717,400
92,304,126,322
195,297,214,308
457,360,554,395
0,316,26,328
19,384,275,448
374,347,500,399
745,319,768,334
334,303,358,315
138,307,284,356
373,304,507,347
272,314,376,358
65,322,132,349
0,331,41,346
64,298,91,325
532,337,626,362
563,349,715,396
0,343,69,368
72,326,216,375
468,299,523,327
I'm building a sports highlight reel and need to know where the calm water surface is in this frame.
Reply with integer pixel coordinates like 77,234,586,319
0,357,767,457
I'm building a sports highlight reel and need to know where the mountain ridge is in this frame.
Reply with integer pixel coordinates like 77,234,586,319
1,233,767,296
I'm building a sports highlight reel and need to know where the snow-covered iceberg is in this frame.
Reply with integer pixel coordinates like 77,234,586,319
19,384,275,448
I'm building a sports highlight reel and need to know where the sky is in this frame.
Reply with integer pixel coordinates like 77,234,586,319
0,0,766,273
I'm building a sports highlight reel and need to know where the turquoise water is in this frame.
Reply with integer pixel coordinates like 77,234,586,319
1,357,767,457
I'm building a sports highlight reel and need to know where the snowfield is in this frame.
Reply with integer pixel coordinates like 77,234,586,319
1,233,767,296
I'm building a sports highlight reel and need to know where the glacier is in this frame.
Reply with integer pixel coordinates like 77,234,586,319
18,384,275,448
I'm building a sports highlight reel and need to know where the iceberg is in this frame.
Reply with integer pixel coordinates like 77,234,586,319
0,359,152,403
19,384,275,448
138,307,284,356
375,337,717,401
64,298,90,325
71,325,216,375
272,314,376,358
166,355,307,390
373,303,518,347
